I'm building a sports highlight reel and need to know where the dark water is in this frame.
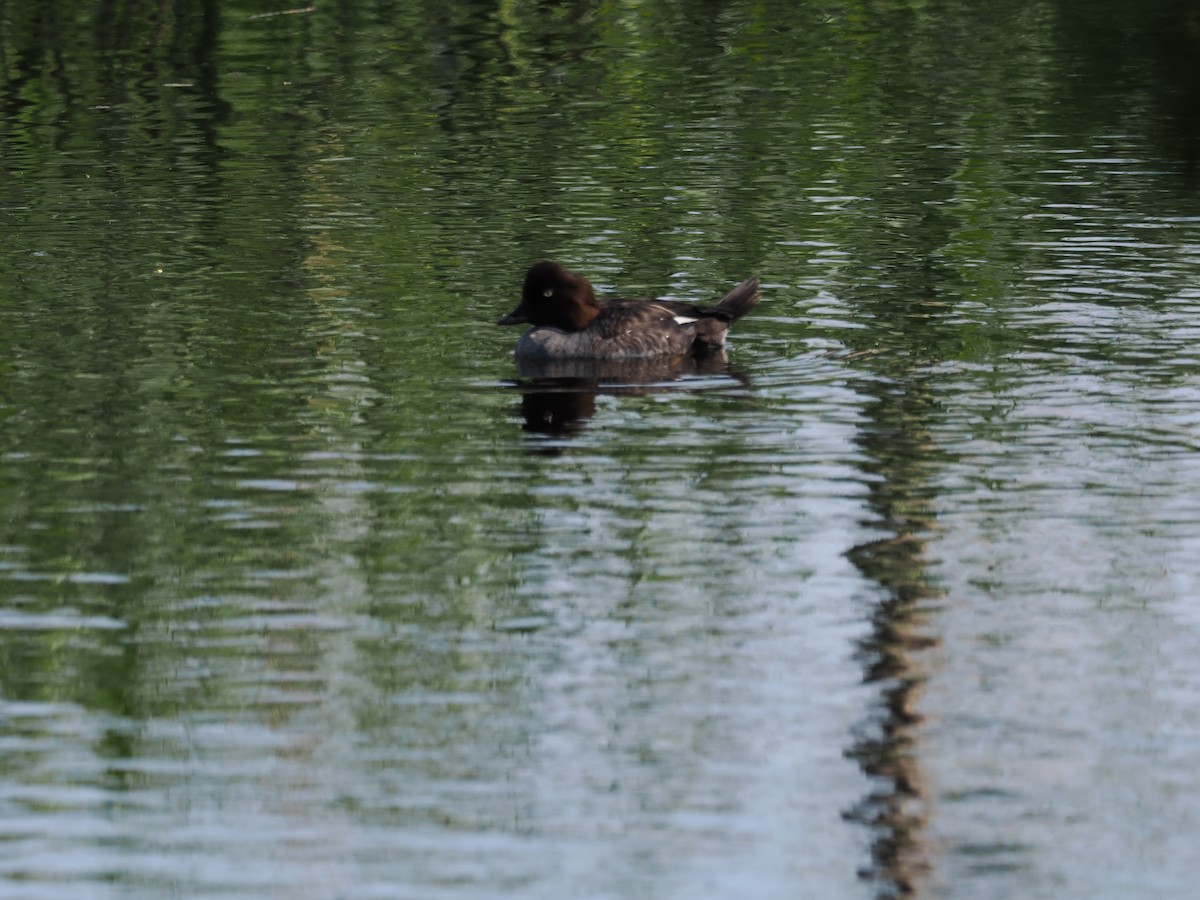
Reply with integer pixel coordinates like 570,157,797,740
3,1,1200,897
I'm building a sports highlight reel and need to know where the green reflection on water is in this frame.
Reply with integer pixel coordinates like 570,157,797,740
2,0,1200,896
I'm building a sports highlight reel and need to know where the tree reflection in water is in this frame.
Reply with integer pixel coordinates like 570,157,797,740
844,376,944,898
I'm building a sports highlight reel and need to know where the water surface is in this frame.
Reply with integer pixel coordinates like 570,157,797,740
2,2,1200,897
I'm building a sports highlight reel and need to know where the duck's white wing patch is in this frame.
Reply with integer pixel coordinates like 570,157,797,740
653,304,698,325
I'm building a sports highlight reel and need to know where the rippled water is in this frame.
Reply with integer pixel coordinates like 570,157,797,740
3,1,1200,898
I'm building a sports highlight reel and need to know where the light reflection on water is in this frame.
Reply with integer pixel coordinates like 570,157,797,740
7,199,1200,898
4,1,1200,898
0,340,885,898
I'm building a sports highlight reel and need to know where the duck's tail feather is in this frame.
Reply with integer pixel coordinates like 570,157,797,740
713,276,761,322
691,276,761,357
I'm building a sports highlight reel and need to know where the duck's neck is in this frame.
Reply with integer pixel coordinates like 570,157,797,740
557,297,600,331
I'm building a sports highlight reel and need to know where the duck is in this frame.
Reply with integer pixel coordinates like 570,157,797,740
498,261,760,360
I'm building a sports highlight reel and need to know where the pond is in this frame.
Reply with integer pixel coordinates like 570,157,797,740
2,1,1199,897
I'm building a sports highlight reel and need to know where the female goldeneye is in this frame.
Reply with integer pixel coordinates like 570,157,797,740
498,261,760,360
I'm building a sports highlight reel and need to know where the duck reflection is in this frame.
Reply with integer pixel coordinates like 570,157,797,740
518,383,597,437
512,352,736,437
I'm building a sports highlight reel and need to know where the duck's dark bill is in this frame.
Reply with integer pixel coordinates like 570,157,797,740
497,306,530,326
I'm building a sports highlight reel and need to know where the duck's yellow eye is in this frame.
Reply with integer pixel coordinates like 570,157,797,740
543,288,554,298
